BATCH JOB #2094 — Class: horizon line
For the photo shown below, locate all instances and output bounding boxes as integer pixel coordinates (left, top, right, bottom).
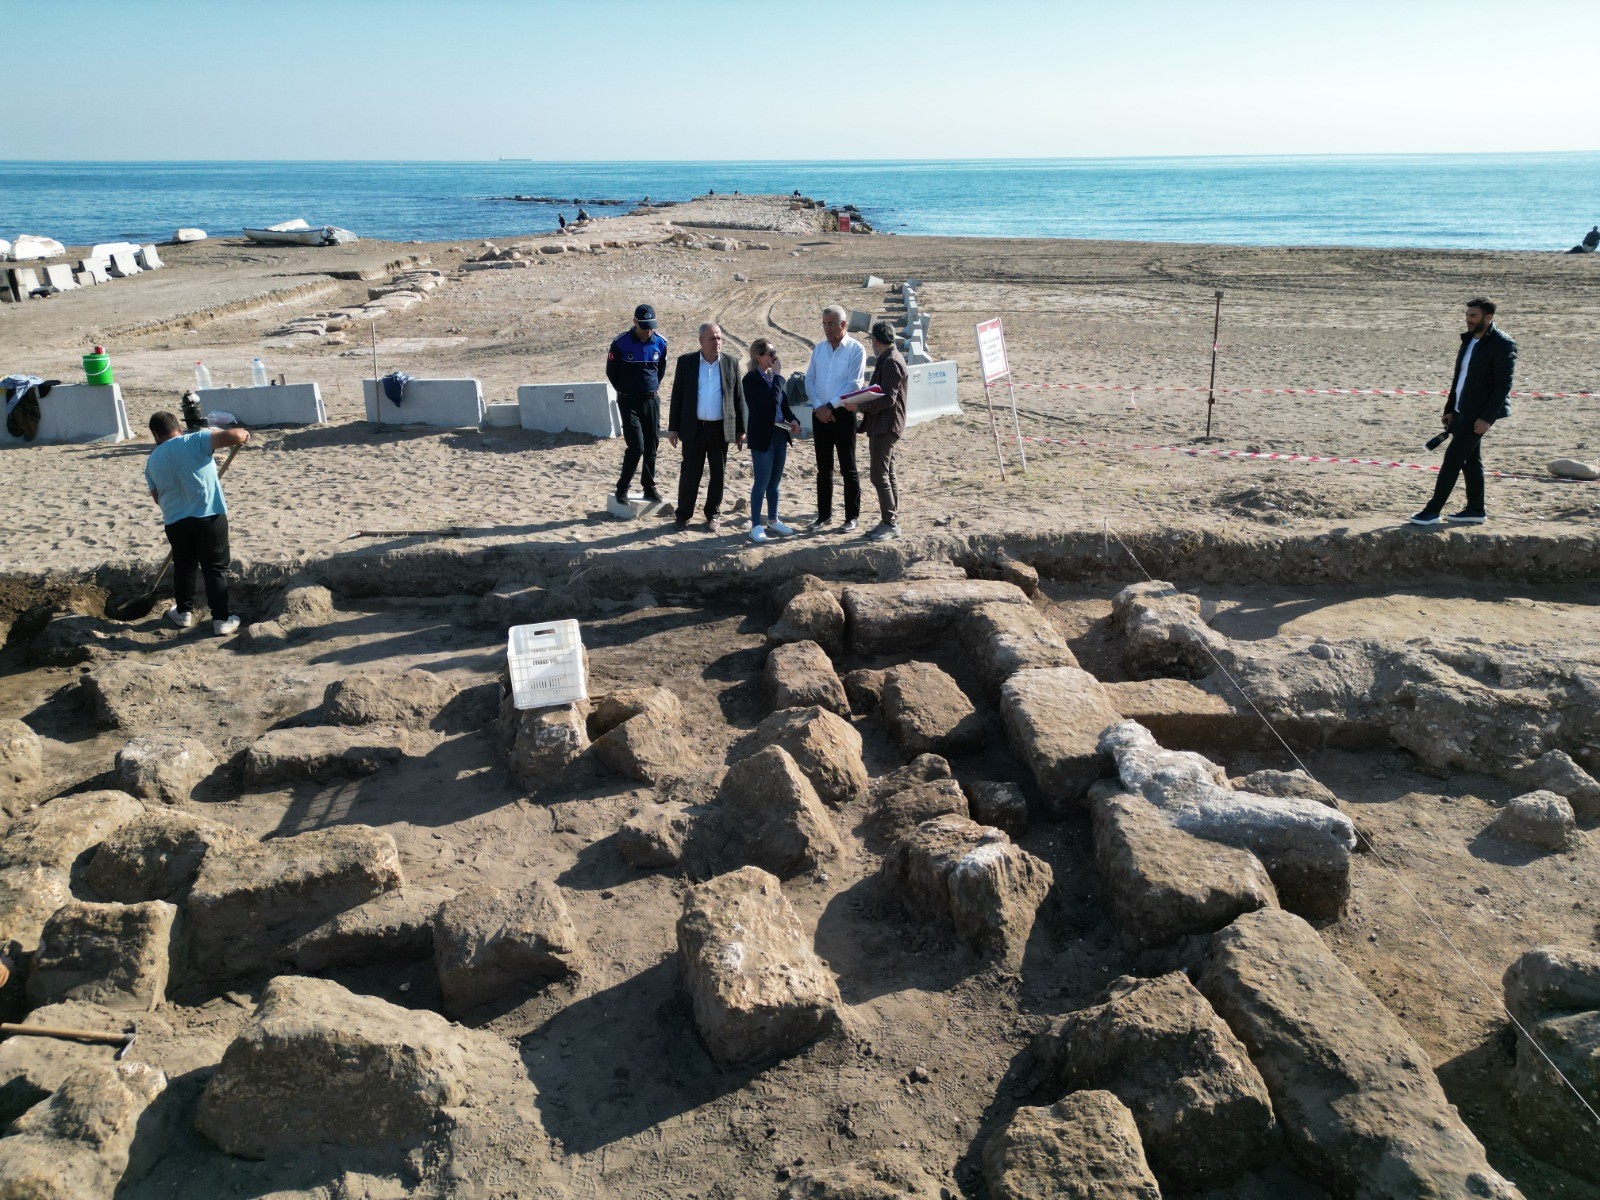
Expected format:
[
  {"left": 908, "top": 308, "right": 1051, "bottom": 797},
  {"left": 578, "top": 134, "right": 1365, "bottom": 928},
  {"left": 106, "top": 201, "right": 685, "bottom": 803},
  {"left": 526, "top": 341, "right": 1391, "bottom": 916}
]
[{"left": 4, "top": 149, "right": 1600, "bottom": 167}]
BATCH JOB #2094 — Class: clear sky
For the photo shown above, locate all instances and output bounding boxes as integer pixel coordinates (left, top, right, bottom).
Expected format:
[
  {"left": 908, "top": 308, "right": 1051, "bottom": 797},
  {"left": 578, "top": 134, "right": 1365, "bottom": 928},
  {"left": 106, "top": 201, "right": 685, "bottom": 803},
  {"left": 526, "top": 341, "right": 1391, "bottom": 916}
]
[{"left": 4, "top": 0, "right": 1594, "bottom": 161}]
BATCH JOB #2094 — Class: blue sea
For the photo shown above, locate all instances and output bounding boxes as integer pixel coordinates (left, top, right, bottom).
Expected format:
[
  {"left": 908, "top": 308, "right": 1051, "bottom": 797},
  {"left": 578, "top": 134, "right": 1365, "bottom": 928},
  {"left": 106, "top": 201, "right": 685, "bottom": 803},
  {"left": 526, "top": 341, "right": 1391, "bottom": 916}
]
[{"left": 3, "top": 155, "right": 1597, "bottom": 251}]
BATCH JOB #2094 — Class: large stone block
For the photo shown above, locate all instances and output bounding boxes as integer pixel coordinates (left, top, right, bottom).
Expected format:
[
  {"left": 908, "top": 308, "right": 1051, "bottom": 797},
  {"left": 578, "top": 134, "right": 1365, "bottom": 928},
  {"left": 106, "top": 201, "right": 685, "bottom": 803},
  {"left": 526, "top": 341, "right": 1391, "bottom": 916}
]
[
  {"left": 750, "top": 706, "right": 867, "bottom": 807},
  {"left": 499, "top": 695, "right": 589, "bottom": 789},
  {"left": 592, "top": 709, "right": 693, "bottom": 784},
  {"left": 765, "top": 640, "right": 848, "bottom": 716},
  {"left": 880, "top": 662, "right": 985, "bottom": 759},
  {"left": 841, "top": 579, "right": 1029, "bottom": 655},
  {"left": 196, "top": 975, "right": 527, "bottom": 1159},
  {"left": 0, "top": 1062, "right": 167, "bottom": 1199},
  {"left": 866, "top": 778, "right": 969, "bottom": 843},
  {"left": 113, "top": 733, "right": 217, "bottom": 804},
  {"left": 1490, "top": 790, "right": 1577, "bottom": 851},
  {"left": 324, "top": 669, "right": 457, "bottom": 728},
  {"left": 83, "top": 809, "right": 246, "bottom": 903},
  {"left": 1000, "top": 668, "right": 1121, "bottom": 814},
  {"left": 1038, "top": 971, "right": 1276, "bottom": 1189},
  {"left": 0, "top": 1001, "right": 132, "bottom": 1128},
  {"left": 1092, "top": 790, "right": 1276, "bottom": 951},
  {"left": 1103, "top": 722, "right": 1354, "bottom": 920},
  {"left": 959, "top": 601, "right": 1078, "bottom": 699},
  {"left": 617, "top": 803, "right": 692, "bottom": 869},
  {"left": 1514, "top": 749, "right": 1600, "bottom": 820},
  {"left": 1110, "top": 580, "right": 1227, "bottom": 679},
  {"left": 1103, "top": 678, "right": 1257, "bottom": 753},
  {"left": 243, "top": 725, "right": 409, "bottom": 785},
  {"left": 880, "top": 815, "right": 1053, "bottom": 969},
  {"left": 711, "top": 746, "right": 844, "bottom": 877},
  {"left": 0, "top": 719, "right": 42, "bottom": 805},
  {"left": 1200, "top": 908, "right": 1522, "bottom": 1200},
  {"left": 677, "top": 866, "right": 841, "bottom": 1065},
  {"left": 768, "top": 590, "right": 846, "bottom": 659},
  {"left": 1503, "top": 946, "right": 1600, "bottom": 1183},
  {"left": 587, "top": 686, "right": 682, "bottom": 739},
  {"left": 433, "top": 880, "right": 584, "bottom": 1016},
  {"left": 965, "top": 780, "right": 1029, "bottom": 839},
  {"left": 289, "top": 886, "right": 450, "bottom": 972},
  {"left": 79, "top": 662, "right": 184, "bottom": 731},
  {"left": 187, "top": 825, "right": 403, "bottom": 978},
  {"left": 0, "top": 790, "right": 144, "bottom": 874},
  {"left": 27, "top": 900, "right": 180, "bottom": 1010},
  {"left": 982, "top": 1090, "right": 1161, "bottom": 1200},
  {"left": 0, "top": 865, "right": 72, "bottom": 956}
]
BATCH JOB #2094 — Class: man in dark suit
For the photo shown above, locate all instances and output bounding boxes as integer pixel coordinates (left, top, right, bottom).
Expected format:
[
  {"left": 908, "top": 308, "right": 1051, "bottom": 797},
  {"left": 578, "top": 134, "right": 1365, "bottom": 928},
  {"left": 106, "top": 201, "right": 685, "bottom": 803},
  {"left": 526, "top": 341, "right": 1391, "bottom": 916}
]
[
  {"left": 667, "top": 322, "right": 745, "bottom": 531},
  {"left": 1410, "top": 297, "right": 1516, "bottom": 526}
]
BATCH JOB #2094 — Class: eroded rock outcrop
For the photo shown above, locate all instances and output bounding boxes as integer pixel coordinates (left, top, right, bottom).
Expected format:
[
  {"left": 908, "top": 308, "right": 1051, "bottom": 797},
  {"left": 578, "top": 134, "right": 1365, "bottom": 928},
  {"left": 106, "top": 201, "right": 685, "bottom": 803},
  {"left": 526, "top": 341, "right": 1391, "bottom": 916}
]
[
  {"left": 1503, "top": 946, "right": 1600, "bottom": 1183},
  {"left": 982, "top": 1090, "right": 1161, "bottom": 1200},
  {"left": 0, "top": 1062, "right": 167, "bottom": 1199}
]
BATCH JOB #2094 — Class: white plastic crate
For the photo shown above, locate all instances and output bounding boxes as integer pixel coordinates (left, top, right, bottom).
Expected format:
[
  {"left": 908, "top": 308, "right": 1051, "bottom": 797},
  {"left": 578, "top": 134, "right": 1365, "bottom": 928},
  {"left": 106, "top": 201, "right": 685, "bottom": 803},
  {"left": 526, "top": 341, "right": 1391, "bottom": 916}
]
[{"left": 507, "top": 620, "right": 587, "bottom": 709}]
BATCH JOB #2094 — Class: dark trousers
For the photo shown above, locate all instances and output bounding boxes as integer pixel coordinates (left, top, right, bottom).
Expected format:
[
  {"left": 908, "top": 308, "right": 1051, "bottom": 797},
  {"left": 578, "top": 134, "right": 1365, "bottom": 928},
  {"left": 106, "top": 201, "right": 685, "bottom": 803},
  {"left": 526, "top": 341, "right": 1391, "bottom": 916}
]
[
  {"left": 869, "top": 432, "right": 900, "bottom": 525},
  {"left": 813, "top": 409, "right": 860, "bottom": 522},
  {"left": 615, "top": 393, "right": 659, "bottom": 498},
  {"left": 1424, "top": 425, "right": 1486, "bottom": 514},
  {"left": 677, "top": 421, "right": 728, "bottom": 522},
  {"left": 164, "top": 512, "right": 231, "bottom": 618}
]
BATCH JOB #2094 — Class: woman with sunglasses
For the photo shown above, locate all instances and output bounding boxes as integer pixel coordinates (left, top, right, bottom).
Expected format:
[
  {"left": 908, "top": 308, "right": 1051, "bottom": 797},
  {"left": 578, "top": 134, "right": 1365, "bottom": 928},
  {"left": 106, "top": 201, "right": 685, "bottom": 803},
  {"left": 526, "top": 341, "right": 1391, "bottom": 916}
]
[{"left": 742, "top": 338, "right": 802, "bottom": 543}]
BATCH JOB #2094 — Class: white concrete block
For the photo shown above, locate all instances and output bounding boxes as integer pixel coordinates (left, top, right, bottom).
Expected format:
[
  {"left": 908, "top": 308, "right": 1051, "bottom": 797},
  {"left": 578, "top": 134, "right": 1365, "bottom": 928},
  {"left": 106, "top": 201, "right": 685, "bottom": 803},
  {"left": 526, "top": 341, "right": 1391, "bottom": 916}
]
[
  {"left": 42, "top": 264, "right": 78, "bottom": 291},
  {"left": 517, "top": 381, "right": 620, "bottom": 439},
  {"left": 864, "top": 275, "right": 885, "bottom": 288},
  {"left": 136, "top": 244, "right": 165, "bottom": 270},
  {"left": 484, "top": 401, "right": 520, "bottom": 427},
  {"left": 905, "top": 360, "right": 960, "bottom": 427},
  {"left": 1, "top": 383, "right": 132, "bottom": 445},
  {"left": 91, "top": 241, "right": 140, "bottom": 259},
  {"left": 8, "top": 268, "right": 40, "bottom": 300},
  {"left": 848, "top": 310, "right": 871, "bottom": 334},
  {"left": 363, "top": 378, "right": 485, "bottom": 428},
  {"left": 606, "top": 493, "right": 667, "bottom": 520},
  {"left": 107, "top": 251, "right": 142, "bottom": 278},
  {"left": 78, "top": 257, "right": 111, "bottom": 284},
  {"left": 196, "top": 383, "right": 324, "bottom": 426}
]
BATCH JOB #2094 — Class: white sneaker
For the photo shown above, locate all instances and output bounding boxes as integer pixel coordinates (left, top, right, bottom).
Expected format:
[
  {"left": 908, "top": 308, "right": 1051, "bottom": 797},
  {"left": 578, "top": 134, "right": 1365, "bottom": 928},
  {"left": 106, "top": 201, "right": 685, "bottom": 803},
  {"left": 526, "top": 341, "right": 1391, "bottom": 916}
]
[
  {"left": 841, "top": 518, "right": 860, "bottom": 533},
  {"left": 766, "top": 520, "right": 794, "bottom": 537},
  {"left": 748, "top": 525, "right": 769, "bottom": 543},
  {"left": 213, "top": 615, "right": 241, "bottom": 636},
  {"left": 166, "top": 606, "right": 195, "bottom": 629}
]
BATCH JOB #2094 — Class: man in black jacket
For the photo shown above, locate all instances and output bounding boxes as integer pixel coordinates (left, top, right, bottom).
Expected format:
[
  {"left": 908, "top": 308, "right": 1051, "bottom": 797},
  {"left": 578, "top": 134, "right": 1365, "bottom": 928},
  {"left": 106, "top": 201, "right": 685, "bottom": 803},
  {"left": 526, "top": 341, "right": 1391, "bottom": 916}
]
[
  {"left": 1409, "top": 298, "right": 1516, "bottom": 526},
  {"left": 666, "top": 323, "right": 745, "bottom": 531}
]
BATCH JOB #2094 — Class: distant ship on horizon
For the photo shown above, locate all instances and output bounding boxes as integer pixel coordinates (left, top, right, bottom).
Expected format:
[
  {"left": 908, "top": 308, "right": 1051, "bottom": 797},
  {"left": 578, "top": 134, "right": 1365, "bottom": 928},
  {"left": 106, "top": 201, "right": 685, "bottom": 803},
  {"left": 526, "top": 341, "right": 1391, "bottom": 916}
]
[{"left": 498, "top": 157, "right": 533, "bottom": 162}]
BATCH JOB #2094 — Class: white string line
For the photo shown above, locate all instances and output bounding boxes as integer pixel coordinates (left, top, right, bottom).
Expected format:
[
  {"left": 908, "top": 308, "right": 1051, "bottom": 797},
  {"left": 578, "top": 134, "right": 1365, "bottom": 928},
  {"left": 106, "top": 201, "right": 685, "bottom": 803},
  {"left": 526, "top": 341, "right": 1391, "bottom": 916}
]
[{"left": 1100, "top": 518, "right": 1600, "bottom": 1129}]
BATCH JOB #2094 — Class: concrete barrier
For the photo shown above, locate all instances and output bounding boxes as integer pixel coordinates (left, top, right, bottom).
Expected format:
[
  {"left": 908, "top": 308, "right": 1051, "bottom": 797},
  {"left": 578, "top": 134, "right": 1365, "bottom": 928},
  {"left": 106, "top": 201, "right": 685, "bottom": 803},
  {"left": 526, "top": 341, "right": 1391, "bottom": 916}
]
[
  {"left": 42, "top": 264, "right": 78, "bottom": 291},
  {"left": 484, "top": 402, "right": 520, "bottom": 428},
  {"left": 1, "top": 384, "right": 133, "bottom": 445},
  {"left": 362, "top": 378, "right": 484, "bottom": 428},
  {"left": 197, "top": 383, "right": 325, "bottom": 426},
  {"left": 136, "top": 244, "right": 165, "bottom": 270},
  {"left": 906, "top": 360, "right": 960, "bottom": 428},
  {"left": 848, "top": 310, "right": 872, "bottom": 334},
  {"left": 107, "top": 251, "right": 142, "bottom": 278},
  {"left": 5, "top": 268, "right": 40, "bottom": 301},
  {"left": 78, "top": 257, "right": 111, "bottom": 284},
  {"left": 517, "top": 382, "right": 620, "bottom": 438}
]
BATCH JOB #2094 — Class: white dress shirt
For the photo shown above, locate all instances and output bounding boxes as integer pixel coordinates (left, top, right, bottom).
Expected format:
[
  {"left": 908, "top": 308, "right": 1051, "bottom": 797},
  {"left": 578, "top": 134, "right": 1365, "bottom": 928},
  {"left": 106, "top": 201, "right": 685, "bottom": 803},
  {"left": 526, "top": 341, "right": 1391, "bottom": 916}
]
[
  {"left": 1452, "top": 338, "right": 1477, "bottom": 412},
  {"left": 804, "top": 336, "right": 866, "bottom": 411},
  {"left": 696, "top": 355, "right": 723, "bottom": 421}
]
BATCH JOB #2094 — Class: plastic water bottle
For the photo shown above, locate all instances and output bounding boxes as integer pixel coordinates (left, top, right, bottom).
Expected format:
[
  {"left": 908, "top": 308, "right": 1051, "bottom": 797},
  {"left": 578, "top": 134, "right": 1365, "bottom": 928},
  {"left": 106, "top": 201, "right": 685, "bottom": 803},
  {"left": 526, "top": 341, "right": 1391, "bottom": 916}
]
[
  {"left": 251, "top": 357, "right": 269, "bottom": 387},
  {"left": 194, "top": 362, "right": 213, "bottom": 390}
]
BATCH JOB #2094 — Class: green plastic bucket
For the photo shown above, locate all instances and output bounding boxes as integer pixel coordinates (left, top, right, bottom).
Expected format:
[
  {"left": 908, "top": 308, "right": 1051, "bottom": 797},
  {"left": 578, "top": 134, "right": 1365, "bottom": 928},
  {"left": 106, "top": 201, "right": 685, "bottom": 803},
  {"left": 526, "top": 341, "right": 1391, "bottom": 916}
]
[{"left": 82, "top": 349, "right": 113, "bottom": 386}]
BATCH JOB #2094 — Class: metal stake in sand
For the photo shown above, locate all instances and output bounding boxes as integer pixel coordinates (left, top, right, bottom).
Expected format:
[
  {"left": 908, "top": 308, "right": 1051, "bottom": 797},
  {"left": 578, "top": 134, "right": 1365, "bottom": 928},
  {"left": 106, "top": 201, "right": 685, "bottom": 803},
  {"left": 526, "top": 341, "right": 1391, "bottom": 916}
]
[
  {"left": 368, "top": 319, "right": 382, "bottom": 430},
  {"left": 1204, "top": 289, "right": 1224, "bottom": 439}
]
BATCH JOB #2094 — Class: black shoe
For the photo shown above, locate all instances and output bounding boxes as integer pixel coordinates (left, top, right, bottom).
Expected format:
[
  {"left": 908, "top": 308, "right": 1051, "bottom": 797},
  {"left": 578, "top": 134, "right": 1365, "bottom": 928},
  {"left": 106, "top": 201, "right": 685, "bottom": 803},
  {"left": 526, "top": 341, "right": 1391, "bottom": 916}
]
[
  {"left": 1407, "top": 510, "right": 1442, "bottom": 526},
  {"left": 808, "top": 517, "right": 832, "bottom": 532},
  {"left": 841, "top": 518, "right": 860, "bottom": 533},
  {"left": 1446, "top": 510, "right": 1486, "bottom": 524},
  {"left": 642, "top": 491, "right": 662, "bottom": 503}
]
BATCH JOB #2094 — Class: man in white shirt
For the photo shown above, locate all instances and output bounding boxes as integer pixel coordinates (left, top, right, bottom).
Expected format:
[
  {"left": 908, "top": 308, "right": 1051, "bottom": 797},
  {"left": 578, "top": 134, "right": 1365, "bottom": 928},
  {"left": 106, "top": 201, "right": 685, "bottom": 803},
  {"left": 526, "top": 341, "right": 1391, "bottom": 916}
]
[
  {"left": 804, "top": 305, "right": 866, "bottom": 532},
  {"left": 667, "top": 323, "right": 745, "bottom": 531}
]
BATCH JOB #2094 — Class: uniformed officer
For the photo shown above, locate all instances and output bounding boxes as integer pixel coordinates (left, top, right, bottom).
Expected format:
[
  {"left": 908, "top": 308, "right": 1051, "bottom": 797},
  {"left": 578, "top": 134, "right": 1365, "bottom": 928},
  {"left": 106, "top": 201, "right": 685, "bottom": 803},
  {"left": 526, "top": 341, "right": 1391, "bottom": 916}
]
[{"left": 605, "top": 304, "right": 669, "bottom": 503}]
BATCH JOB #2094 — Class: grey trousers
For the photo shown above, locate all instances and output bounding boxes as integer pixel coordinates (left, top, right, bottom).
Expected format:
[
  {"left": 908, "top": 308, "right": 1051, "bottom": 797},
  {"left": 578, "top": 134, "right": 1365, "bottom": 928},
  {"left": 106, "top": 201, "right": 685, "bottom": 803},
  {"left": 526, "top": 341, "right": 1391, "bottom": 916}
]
[{"left": 869, "top": 432, "right": 900, "bottom": 526}]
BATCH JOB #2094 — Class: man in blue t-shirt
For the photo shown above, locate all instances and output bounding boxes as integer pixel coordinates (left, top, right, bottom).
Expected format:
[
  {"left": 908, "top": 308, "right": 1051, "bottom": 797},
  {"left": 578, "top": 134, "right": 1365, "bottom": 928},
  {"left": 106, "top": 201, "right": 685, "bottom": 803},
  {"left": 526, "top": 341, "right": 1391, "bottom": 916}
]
[
  {"left": 605, "top": 303, "right": 669, "bottom": 504},
  {"left": 144, "top": 411, "right": 250, "bottom": 634}
]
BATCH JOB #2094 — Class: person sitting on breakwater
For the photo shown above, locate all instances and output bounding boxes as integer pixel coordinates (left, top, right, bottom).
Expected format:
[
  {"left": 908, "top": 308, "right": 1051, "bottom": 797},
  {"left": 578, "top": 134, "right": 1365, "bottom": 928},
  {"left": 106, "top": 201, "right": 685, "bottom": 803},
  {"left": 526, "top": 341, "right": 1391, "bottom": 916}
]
[
  {"left": 145, "top": 411, "right": 250, "bottom": 636},
  {"left": 558, "top": 213, "right": 566, "bottom": 231},
  {"left": 742, "top": 338, "right": 801, "bottom": 543}
]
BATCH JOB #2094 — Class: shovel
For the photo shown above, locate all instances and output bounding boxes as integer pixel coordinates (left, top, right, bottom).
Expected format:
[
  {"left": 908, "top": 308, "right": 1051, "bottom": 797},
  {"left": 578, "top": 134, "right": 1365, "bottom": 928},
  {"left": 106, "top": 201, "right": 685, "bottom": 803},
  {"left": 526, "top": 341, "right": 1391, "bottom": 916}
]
[{"left": 110, "top": 443, "right": 241, "bottom": 621}]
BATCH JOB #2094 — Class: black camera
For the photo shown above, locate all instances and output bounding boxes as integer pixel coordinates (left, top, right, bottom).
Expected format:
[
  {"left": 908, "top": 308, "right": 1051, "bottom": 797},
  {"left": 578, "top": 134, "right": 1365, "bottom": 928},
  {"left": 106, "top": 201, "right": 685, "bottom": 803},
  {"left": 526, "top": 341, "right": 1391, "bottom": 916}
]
[{"left": 1425, "top": 428, "right": 1450, "bottom": 451}]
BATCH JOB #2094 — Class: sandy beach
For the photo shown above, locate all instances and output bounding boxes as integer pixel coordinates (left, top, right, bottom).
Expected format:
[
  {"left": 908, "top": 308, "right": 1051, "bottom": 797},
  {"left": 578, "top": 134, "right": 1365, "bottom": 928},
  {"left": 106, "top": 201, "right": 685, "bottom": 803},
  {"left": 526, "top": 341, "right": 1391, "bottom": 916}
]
[
  {"left": 3, "top": 195, "right": 1598, "bottom": 579},
  {"left": 3, "top": 196, "right": 1600, "bottom": 1199}
]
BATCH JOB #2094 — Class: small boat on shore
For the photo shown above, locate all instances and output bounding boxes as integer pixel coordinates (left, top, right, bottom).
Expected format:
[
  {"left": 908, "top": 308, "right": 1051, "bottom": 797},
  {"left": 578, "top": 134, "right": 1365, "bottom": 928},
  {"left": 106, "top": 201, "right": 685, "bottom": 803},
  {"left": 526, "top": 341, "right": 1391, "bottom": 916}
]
[{"left": 243, "top": 219, "right": 358, "bottom": 247}]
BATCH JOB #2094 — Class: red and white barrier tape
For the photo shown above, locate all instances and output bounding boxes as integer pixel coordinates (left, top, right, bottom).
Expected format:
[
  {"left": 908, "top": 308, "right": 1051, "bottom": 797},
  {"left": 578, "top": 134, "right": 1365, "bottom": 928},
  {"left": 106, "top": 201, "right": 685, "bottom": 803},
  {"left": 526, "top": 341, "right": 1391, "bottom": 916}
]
[
  {"left": 1012, "top": 382, "right": 1598, "bottom": 400},
  {"left": 1019, "top": 433, "right": 1586, "bottom": 485}
]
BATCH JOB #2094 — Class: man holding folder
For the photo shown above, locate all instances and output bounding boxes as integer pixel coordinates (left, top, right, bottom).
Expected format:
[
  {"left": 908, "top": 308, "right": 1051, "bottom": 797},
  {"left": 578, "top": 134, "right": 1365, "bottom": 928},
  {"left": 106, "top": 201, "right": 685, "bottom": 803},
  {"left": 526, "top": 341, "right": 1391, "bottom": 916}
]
[{"left": 804, "top": 305, "right": 865, "bottom": 532}]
